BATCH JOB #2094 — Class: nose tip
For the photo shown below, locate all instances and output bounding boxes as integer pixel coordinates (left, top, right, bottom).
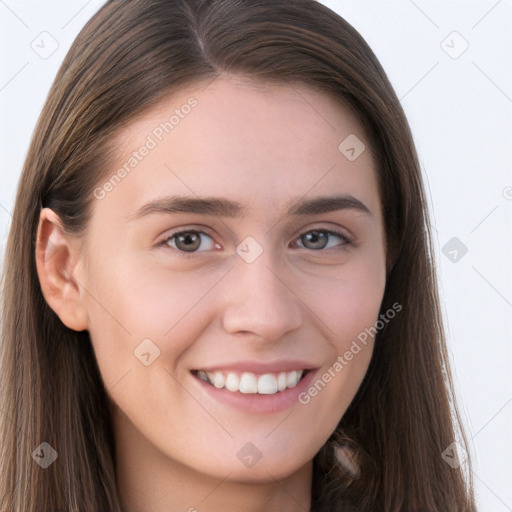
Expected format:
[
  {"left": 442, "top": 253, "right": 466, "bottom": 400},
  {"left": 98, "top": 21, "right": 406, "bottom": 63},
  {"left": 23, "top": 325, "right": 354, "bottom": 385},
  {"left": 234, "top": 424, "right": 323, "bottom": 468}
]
[{"left": 220, "top": 258, "right": 303, "bottom": 342}]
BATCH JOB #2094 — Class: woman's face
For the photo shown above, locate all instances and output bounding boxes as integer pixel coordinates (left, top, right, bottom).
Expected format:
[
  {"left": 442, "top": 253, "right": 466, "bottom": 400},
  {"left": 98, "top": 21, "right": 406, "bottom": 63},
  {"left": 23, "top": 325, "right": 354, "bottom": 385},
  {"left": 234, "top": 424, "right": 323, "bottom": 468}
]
[{"left": 77, "top": 77, "right": 386, "bottom": 484}]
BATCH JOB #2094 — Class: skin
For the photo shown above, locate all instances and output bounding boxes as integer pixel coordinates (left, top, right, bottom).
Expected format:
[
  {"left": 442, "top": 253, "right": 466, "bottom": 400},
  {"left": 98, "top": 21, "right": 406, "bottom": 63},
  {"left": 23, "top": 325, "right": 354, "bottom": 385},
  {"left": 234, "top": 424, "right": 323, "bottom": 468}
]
[{"left": 36, "top": 76, "right": 387, "bottom": 512}]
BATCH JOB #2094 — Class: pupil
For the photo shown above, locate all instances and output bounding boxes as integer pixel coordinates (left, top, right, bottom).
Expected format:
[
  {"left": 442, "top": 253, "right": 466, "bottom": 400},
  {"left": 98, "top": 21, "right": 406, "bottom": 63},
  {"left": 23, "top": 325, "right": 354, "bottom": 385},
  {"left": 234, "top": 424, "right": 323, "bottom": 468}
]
[
  {"left": 177, "top": 232, "right": 200, "bottom": 252},
  {"left": 303, "top": 231, "right": 327, "bottom": 250}
]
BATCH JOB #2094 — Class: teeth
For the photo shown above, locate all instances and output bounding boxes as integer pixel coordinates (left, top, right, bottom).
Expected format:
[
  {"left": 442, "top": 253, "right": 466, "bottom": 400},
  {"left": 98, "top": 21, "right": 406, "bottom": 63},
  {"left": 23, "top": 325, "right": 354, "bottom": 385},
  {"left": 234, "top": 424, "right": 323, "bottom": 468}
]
[
  {"left": 197, "top": 369, "right": 304, "bottom": 395},
  {"left": 225, "top": 373, "right": 240, "bottom": 392},
  {"left": 198, "top": 370, "right": 209, "bottom": 383},
  {"left": 239, "top": 372, "right": 258, "bottom": 394},
  {"left": 257, "top": 374, "right": 278, "bottom": 394},
  {"left": 277, "top": 372, "right": 287, "bottom": 392},
  {"left": 212, "top": 372, "right": 225, "bottom": 389},
  {"left": 287, "top": 370, "right": 300, "bottom": 388}
]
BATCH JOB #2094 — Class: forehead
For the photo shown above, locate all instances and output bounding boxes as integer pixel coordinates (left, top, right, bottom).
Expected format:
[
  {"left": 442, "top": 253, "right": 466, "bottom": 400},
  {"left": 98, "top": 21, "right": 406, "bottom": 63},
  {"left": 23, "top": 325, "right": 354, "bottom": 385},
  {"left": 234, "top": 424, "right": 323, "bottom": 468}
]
[{"left": 94, "top": 76, "right": 381, "bottom": 225}]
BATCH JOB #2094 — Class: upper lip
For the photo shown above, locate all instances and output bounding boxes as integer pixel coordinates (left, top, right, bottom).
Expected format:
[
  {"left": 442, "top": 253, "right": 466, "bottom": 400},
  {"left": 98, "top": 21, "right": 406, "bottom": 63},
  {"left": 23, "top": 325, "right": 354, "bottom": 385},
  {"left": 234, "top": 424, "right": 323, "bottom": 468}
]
[{"left": 191, "top": 360, "right": 318, "bottom": 374}]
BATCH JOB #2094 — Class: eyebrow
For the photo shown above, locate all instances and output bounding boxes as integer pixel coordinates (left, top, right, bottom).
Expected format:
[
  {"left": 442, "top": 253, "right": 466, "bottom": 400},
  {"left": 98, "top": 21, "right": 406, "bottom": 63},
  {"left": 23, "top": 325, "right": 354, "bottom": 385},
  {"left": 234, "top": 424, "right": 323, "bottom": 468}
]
[{"left": 130, "top": 194, "right": 372, "bottom": 220}]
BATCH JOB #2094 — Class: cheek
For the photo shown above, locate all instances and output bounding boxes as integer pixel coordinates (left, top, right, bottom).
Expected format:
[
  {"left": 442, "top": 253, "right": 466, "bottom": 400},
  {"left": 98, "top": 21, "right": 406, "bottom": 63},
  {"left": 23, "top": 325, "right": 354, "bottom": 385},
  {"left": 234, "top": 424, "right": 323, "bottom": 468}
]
[
  {"left": 118, "top": 261, "right": 230, "bottom": 338},
  {"left": 295, "top": 255, "right": 385, "bottom": 409},
  {"left": 82, "top": 257, "right": 226, "bottom": 380},
  {"left": 303, "top": 261, "right": 385, "bottom": 346},
  {"left": 295, "top": 268, "right": 384, "bottom": 436}
]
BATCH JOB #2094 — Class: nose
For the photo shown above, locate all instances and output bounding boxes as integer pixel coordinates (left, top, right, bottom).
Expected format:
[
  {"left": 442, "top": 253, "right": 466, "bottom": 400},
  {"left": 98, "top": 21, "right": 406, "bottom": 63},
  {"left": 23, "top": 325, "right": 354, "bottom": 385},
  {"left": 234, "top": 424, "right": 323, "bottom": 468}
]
[{"left": 220, "top": 251, "right": 303, "bottom": 342}]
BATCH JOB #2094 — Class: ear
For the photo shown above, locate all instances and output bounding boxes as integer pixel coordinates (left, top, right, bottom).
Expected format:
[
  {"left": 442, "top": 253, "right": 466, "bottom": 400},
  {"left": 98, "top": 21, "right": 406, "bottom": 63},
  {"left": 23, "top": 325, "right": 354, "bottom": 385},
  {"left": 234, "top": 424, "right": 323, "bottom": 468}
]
[{"left": 35, "top": 208, "right": 88, "bottom": 332}]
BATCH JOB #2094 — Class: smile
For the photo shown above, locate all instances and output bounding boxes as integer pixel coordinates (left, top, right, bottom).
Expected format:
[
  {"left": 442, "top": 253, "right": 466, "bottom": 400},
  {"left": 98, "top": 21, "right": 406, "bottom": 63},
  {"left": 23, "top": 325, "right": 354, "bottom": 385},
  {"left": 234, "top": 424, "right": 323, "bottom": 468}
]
[{"left": 195, "top": 369, "right": 306, "bottom": 395}]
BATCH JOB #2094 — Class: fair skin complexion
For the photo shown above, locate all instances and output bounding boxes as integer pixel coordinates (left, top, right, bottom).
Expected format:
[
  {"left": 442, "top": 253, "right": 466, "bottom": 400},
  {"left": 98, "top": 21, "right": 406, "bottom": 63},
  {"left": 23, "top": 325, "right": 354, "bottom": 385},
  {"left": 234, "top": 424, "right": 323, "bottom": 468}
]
[{"left": 36, "top": 76, "right": 387, "bottom": 512}]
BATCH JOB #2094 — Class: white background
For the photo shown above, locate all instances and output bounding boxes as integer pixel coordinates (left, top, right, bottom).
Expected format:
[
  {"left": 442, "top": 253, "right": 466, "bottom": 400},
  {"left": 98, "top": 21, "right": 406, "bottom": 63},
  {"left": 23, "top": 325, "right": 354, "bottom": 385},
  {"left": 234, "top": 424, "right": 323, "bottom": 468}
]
[{"left": 1, "top": 1, "right": 511, "bottom": 510}]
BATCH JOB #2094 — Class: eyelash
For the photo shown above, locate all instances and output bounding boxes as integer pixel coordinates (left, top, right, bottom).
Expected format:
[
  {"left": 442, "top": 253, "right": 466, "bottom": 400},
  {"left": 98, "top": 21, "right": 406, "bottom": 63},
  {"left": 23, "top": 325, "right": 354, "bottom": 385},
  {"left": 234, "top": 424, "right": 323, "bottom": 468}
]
[{"left": 158, "top": 227, "right": 353, "bottom": 258}]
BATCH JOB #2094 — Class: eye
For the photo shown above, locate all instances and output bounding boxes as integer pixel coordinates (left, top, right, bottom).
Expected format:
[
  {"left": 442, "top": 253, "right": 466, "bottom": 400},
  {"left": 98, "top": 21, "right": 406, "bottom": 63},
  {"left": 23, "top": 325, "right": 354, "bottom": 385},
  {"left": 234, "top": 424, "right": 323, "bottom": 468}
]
[
  {"left": 292, "top": 229, "right": 352, "bottom": 250},
  {"left": 163, "top": 230, "right": 218, "bottom": 253},
  {"left": 160, "top": 227, "right": 352, "bottom": 255}
]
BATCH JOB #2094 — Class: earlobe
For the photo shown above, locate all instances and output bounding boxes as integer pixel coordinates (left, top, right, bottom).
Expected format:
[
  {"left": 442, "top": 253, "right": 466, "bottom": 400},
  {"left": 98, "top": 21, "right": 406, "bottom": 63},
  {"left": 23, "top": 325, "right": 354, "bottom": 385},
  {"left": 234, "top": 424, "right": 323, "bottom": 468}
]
[{"left": 35, "top": 208, "right": 88, "bottom": 332}]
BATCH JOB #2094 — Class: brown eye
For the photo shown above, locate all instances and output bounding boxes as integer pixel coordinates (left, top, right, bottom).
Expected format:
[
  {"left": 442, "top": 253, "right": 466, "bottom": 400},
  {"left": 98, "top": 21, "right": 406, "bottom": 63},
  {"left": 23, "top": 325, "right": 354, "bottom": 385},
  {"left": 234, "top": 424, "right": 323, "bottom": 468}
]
[
  {"left": 165, "top": 231, "right": 216, "bottom": 253},
  {"left": 295, "top": 229, "right": 351, "bottom": 250},
  {"left": 301, "top": 231, "right": 328, "bottom": 250}
]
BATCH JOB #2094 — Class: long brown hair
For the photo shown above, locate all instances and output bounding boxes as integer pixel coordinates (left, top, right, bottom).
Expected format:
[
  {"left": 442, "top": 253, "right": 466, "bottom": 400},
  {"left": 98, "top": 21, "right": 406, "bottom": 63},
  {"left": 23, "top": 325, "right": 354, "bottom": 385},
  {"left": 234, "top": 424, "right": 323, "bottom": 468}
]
[{"left": 0, "top": 0, "right": 475, "bottom": 510}]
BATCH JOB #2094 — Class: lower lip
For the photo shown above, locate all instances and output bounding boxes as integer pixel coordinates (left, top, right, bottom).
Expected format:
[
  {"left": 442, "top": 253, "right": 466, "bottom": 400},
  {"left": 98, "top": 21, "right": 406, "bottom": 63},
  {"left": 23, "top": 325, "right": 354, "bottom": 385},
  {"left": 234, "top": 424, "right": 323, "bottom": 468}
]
[{"left": 192, "top": 370, "right": 318, "bottom": 414}]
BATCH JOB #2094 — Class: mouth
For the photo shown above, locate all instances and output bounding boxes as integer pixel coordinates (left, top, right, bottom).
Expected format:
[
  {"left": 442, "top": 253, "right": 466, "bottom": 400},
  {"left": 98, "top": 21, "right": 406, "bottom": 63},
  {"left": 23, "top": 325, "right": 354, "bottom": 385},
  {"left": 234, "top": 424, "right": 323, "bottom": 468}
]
[{"left": 191, "top": 369, "right": 310, "bottom": 395}]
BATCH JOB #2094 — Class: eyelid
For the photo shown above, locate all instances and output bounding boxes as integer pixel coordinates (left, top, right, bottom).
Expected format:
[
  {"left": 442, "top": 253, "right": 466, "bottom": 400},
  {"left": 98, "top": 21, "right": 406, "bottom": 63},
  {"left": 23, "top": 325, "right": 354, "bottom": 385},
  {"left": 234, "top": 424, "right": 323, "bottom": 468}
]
[{"left": 156, "top": 224, "right": 215, "bottom": 244}]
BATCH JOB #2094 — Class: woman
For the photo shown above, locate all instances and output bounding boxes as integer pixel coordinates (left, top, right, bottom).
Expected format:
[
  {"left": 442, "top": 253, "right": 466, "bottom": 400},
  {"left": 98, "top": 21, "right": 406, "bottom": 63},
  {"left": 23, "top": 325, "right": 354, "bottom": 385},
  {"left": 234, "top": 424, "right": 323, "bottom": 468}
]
[{"left": 0, "top": 0, "right": 476, "bottom": 510}]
